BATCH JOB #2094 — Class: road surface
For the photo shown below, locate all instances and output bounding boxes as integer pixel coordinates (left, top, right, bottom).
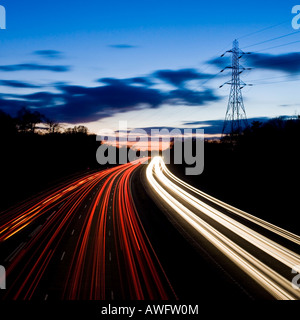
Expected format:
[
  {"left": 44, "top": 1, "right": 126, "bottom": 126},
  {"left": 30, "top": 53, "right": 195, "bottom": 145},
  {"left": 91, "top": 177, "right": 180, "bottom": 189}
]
[
  {"left": 0, "top": 159, "right": 176, "bottom": 300},
  {"left": 146, "top": 156, "right": 300, "bottom": 300},
  {"left": 1, "top": 156, "right": 300, "bottom": 300}
]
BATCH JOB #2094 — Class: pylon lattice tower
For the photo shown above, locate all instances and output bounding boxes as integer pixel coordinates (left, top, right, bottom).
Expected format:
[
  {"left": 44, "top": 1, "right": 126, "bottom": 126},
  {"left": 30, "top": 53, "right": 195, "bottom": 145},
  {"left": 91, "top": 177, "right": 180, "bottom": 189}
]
[{"left": 220, "top": 39, "right": 251, "bottom": 137}]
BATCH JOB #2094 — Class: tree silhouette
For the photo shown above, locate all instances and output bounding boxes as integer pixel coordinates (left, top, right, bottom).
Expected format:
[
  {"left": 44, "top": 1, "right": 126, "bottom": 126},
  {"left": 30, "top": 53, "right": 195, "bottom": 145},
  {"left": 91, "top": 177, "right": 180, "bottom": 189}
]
[
  {"left": 73, "top": 125, "right": 88, "bottom": 134},
  {"left": 65, "top": 125, "right": 88, "bottom": 135},
  {"left": 17, "top": 107, "right": 43, "bottom": 133},
  {"left": 0, "top": 110, "right": 17, "bottom": 136},
  {"left": 251, "top": 120, "right": 263, "bottom": 131},
  {"left": 44, "top": 117, "right": 61, "bottom": 133}
]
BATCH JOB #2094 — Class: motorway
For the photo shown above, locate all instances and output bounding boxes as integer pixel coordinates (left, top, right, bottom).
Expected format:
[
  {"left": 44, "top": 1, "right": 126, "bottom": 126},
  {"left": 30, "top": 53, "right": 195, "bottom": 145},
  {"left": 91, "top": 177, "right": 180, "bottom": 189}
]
[
  {"left": 0, "top": 159, "right": 176, "bottom": 300},
  {"left": 0, "top": 156, "right": 300, "bottom": 300},
  {"left": 146, "top": 156, "right": 300, "bottom": 300}
]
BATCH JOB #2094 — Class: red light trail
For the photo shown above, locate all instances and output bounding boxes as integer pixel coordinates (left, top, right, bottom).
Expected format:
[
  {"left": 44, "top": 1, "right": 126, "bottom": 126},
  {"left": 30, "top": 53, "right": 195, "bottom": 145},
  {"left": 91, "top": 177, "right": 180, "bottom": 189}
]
[{"left": 0, "top": 159, "right": 176, "bottom": 300}]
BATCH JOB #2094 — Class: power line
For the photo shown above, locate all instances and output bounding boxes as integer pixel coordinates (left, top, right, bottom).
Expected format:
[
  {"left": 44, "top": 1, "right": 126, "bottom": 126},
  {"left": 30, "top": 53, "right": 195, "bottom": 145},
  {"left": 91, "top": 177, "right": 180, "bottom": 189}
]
[
  {"left": 199, "top": 70, "right": 223, "bottom": 86},
  {"left": 236, "top": 36, "right": 300, "bottom": 71},
  {"left": 242, "top": 31, "right": 300, "bottom": 49},
  {"left": 251, "top": 77, "right": 300, "bottom": 86},
  {"left": 200, "top": 30, "right": 300, "bottom": 86},
  {"left": 248, "top": 72, "right": 300, "bottom": 83},
  {"left": 237, "top": 20, "right": 290, "bottom": 41},
  {"left": 250, "top": 40, "right": 300, "bottom": 53},
  {"left": 143, "top": 28, "right": 300, "bottom": 129}
]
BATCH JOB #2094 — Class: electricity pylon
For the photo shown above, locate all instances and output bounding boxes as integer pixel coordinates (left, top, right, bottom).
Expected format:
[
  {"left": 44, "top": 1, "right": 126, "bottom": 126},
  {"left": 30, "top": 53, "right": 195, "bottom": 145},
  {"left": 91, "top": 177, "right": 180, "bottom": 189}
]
[{"left": 220, "top": 39, "right": 252, "bottom": 138}]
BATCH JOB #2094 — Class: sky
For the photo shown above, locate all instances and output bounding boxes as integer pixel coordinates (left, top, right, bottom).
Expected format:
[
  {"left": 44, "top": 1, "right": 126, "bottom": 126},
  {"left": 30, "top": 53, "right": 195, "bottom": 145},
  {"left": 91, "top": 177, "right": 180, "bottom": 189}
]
[{"left": 0, "top": 0, "right": 300, "bottom": 137}]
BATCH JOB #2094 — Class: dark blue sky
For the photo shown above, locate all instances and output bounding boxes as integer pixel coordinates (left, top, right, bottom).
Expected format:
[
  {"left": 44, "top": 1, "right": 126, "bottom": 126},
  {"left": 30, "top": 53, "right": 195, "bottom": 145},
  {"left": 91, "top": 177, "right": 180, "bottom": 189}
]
[{"left": 0, "top": 0, "right": 299, "bottom": 136}]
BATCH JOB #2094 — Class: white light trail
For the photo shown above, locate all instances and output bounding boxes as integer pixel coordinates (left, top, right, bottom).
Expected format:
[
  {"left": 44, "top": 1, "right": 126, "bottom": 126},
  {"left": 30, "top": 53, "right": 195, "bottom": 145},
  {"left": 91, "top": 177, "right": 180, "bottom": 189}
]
[{"left": 146, "top": 156, "right": 300, "bottom": 300}]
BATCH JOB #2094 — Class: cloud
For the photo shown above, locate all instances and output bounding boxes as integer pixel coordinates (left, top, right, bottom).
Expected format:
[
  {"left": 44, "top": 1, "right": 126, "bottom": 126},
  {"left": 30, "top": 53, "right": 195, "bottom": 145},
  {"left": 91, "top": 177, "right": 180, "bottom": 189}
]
[
  {"left": 183, "top": 117, "right": 271, "bottom": 134},
  {"left": 126, "top": 77, "right": 154, "bottom": 86},
  {"left": 183, "top": 119, "right": 225, "bottom": 134},
  {"left": 20, "top": 92, "right": 62, "bottom": 107},
  {"left": 0, "top": 80, "right": 41, "bottom": 88},
  {"left": 97, "top": 77, "right": 153, "bottom": 86},
  {"left": 168, "top": 88, "right": 219, "bottom": 106},
  {"left": 0, "top": 63, "right": 70, "bottom": 72},
  {"left": 245, "top": 52, "right": 300, "bottom": 73},
  {"left": 208, "top": 52, "right": 300, "bottom": 74},
  {"left": 0, "top": 97, "right": 27, "bottom": 115},
  {"left": 38, "top": 80, "right": 166, "bottom": 123},
  {"left": 207, "top": 56, "right": 230, "bottom": 69},
  {"left": 33, "top": 50, "right": 63, "bottom": 59},
  {"left": 54, "top": 79, "right": 219, "bottom": 122},
  {"left": 279, "top": 103, "right": 299, "bottom": 108},
  {"left": 108, "top": 44, "right": 137, "bottom": 49},
  {"left": 0, "top": 69, "right": 220, "bottom": 123},
  {"left": 153, "top": 68, "right": 211, "bottom": 87}
]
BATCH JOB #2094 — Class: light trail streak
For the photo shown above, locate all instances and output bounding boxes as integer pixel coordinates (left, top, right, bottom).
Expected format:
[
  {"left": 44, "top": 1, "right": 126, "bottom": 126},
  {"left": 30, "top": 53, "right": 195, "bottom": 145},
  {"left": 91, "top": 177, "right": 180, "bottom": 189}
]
[
  {"left": 146, "top": 156, "right": 300, "bottom": 300},
  {"left": 0, "top": 159, "right": 175, "bottom": 300},
  {"left": 164, "top": 165, "right": 300, "bottom": 246},
  {"left": 0, "top": 171, "right": 105, "bottom": 242}
]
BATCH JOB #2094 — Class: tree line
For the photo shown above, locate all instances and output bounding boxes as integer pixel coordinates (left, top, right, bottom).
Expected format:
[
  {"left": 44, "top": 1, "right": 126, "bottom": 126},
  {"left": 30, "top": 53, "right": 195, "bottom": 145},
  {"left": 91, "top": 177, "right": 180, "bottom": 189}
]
[
  {"left": 0, "top": 108, "right": 99, "bottom": 210},
  {"left": 169, "top": 115, "right": 300, "bottom": 233},
  {"left": 0, "top": 107, "right": 89, "bottom": 135}
]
